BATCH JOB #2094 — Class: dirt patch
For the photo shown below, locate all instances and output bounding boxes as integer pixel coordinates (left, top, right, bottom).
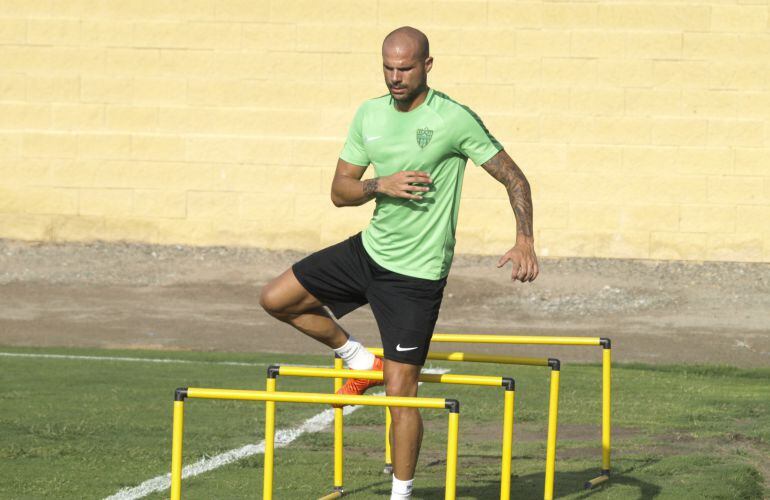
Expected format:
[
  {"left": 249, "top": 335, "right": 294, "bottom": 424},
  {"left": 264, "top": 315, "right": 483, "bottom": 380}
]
[
  {"left": 718, "top": 435, "right": 770, "bottom": 491},
  {"left": 616, "top": 431, "right": 770, "bottom": 485},
  {"left": 1, "top": 239, "right": 769, "bottom": 367}
]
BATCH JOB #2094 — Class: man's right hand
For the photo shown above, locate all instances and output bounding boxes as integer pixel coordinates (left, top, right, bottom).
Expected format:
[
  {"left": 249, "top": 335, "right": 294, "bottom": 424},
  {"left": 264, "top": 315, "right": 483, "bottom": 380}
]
[{"left": 376, "top": 171, "right": 432, "bottom": 200}]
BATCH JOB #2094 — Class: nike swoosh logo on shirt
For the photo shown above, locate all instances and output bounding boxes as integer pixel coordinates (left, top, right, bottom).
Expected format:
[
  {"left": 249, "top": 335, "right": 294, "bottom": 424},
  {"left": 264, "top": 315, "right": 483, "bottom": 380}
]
[
  {"left": 364, "top": 136, "right": 382, "bottom": 143},
  {"left": 396, "top": 344, "right": 419, "bottom": 352}
]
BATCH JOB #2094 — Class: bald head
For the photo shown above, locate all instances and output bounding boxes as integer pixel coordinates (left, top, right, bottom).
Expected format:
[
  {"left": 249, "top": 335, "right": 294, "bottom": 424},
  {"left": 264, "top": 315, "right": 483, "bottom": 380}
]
[
  {"left": 381, "top": 27, "right": 433, "bottom": 111},
  {"left": 382, "top": 26, "right": 430, "bottom": 60}
]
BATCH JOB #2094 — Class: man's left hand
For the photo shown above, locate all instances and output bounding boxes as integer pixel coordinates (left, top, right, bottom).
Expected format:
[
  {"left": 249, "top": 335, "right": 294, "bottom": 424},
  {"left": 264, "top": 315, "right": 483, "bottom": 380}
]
[{"left": 497, "top": 238, "right": 539, "bottom": 282}]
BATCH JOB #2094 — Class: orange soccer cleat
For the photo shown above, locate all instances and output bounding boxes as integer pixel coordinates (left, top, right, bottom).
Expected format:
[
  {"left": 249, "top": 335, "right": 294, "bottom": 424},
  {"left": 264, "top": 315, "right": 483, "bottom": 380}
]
[{"left": 334, "top": 356, "right": 384, "bottom": 406}]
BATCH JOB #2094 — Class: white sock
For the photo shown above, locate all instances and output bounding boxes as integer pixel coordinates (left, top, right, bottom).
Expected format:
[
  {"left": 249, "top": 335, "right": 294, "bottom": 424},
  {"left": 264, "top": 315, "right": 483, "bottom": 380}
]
[
  {"left": 391, "top": 475, "right": 413, "bottom": 499},
  {"left": 332, "top": 337, "right": 375, "bottom": 370}
]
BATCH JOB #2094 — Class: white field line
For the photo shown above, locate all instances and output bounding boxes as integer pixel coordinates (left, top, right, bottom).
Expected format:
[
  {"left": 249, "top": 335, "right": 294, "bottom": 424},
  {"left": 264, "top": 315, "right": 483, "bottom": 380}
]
[
  {"left": 0, "top": 351, "right": 270, "bottom": 367},
  {"left": 104, "top": 367, "right": 450, "bottom": 500}
]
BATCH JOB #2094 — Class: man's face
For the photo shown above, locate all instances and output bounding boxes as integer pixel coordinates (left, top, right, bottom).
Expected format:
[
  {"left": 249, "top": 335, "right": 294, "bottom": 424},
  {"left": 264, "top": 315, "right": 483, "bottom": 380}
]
[{"left": 382, "top": 44, "right": 432, "bottom": 104}]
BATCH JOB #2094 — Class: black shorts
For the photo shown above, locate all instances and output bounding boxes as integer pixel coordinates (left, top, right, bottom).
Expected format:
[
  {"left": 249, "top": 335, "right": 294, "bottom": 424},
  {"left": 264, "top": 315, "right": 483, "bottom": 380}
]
[{"left": 292, "top": 233, "right": 446, "bottom": 365}]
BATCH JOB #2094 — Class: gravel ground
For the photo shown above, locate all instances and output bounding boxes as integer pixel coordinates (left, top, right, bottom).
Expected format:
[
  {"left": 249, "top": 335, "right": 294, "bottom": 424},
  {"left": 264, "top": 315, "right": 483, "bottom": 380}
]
[{"left": 1, "top": 239, "right": 768, "bottom": 366}]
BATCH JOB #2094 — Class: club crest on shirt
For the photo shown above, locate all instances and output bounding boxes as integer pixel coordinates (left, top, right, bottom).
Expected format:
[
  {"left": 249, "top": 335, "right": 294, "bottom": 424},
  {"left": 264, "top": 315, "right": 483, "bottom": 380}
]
[{"left": 416, "top": 127, "right": 433, "bottom": 149}]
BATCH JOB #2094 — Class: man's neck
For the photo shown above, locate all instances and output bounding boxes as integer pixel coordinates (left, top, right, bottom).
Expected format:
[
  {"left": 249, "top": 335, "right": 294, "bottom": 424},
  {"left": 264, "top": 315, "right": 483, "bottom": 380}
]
[{"left": 394, "top": 86, "right": 430, "bottom": 112}]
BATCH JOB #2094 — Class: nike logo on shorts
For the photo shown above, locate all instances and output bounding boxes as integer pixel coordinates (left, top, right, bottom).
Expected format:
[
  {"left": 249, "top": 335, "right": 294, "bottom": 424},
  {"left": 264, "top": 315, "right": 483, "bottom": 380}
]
[
  {"left": 396, "top": 344, "right": 419, "bottom": 352},
  {"left": 364, "top": 135, "right": 382, "bottom": 143}
]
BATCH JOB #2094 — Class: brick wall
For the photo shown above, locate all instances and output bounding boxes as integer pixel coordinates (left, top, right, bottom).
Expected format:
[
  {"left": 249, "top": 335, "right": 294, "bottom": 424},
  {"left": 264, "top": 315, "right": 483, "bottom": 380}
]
[{"left": 1, "top": 1, "right": 768, "bottom": 261}]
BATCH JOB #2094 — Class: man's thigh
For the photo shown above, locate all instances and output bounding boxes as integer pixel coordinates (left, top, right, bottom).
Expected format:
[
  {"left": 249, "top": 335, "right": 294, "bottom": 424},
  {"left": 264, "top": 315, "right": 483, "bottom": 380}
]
[
  {"left": 368, "top": 274, "right": 446, "bottom": 365},
  {"left": 291, "top": 234, "right": 370, "bottom": 318}
]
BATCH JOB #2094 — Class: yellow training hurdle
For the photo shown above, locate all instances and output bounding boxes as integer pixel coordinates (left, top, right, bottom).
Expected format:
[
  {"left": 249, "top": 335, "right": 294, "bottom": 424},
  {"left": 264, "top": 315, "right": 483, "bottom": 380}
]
[
  {"left": 365, "top": 348, "right": 562, "bottom": 500},
  {"left": 431, "top": 333, "right": 612, "bottom": 490},
  {"left": 267, "top": 364, "right": 515, "bottom": 499},
  {"left": 170, "top": 388, "right": 461, "bottom": 500}
]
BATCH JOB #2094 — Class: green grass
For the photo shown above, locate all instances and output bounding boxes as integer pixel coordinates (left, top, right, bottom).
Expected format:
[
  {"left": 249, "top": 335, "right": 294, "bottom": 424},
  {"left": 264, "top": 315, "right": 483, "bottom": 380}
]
[{"left": 1, "top": 346, "right": 768, "bottom": 499}]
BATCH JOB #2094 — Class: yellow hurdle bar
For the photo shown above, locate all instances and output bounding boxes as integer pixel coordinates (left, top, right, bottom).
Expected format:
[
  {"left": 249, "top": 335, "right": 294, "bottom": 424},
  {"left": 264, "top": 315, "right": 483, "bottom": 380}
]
[
  {"left": 333, "top": 356, "right": 344, "bottom": 494},
  {"left": 500, "top": 389, "right": 515, "bottom": 497},
  {"left": 277, "top": 365, "right": 505, "bottom": 388},
  {"left": 364, "top": 348, "right": 560, "bottom": 499},
  {"left": 430, "top": 333, "right": 614, "bottom": 488},
  {"left": 446, "top": 412, "right": 460, "bottom": 500},
  {"left": 186, "top": 387, "right": 449, "bottom": 408},
  {"left": 170, "top": 388, "right": 460, "bottom": 500},
  {"left": 584, "top": 345, "right": 613, "bottom": 488},
  {"left": 273, "top": 364, "right": 515, "bottom": 500},
  {"left": 433, "top": 333, "right": 602, "bottom": 346},
  {"left": 384, "top": 408, "right": 393, "bottom": 474},
  {"left": 170, "top": 400, "right": 184, "bottom": 500},
  {"left": 602, "top": 347, "right": 611, "bottom": 472},
  {"left": 369, "top": 347, "right": 550, "bottom": 367},
  {"left": 584, "top": 474, "right": 610, "bottom": 489},
  {"left": 264, "top": 378, "right": 277, "bottom": 500},
  {"left": 543, "top": 369, "right": 561, "bottom": 500}
]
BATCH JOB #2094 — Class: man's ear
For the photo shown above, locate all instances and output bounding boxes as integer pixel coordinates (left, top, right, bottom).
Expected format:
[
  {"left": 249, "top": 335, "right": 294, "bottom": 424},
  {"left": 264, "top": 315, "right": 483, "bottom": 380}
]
[{"left": 425, "top": 56, "right": 433, "bottom": 73}]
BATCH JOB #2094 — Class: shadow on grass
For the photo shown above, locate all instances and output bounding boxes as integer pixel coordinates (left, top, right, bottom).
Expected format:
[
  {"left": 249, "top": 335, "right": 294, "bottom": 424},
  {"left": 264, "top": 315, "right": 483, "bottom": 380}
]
[{"left": 344, "top": 465, "right": 662, "bottom": 499}]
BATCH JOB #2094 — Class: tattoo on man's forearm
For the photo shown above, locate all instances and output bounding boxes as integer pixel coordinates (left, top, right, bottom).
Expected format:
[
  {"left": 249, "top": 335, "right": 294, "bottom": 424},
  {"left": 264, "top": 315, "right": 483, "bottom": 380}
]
[
  {"left": 363, "top": 178, "right": 379, "bottom": 197},
  {"left": 482, "top": 153, "right": 534, "bottom": 237}
]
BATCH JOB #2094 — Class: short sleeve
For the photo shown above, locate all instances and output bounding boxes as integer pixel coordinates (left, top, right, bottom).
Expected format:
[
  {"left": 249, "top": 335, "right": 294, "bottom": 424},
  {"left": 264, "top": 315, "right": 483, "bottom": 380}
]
[
  {"left": 454, "top": 106, "right": 503, "bottom": 166},
  {"left": 339, "top": 104, "right": 370, "bottom": 167}
]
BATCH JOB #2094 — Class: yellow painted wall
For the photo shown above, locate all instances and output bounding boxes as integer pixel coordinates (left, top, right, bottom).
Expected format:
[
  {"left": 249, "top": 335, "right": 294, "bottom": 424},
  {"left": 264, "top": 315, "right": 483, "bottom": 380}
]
[{"left": 1, "top": 1, "right": 769, "bottom": 261}]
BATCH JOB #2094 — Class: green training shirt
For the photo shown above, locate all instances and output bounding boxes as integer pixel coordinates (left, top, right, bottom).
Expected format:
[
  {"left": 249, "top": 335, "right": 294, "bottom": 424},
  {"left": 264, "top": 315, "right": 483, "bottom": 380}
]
[{"left": 340, "top": 88, "right": 502, "bottom": 280}]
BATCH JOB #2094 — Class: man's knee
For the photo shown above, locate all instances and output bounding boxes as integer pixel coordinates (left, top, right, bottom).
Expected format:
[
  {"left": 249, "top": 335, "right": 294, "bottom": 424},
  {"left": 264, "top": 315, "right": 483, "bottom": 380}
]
[
  {"left": 259, "top": 282, "right": 284, "bottom": 315},
  {"left": 386, "top": 376, "right": 419, "bottom": 398},
  {"left": 260, "top": 271, "right": 323, "bottom": 321},
  {"left": 384, "top": 360, "right": 421, "bottom": 399}
]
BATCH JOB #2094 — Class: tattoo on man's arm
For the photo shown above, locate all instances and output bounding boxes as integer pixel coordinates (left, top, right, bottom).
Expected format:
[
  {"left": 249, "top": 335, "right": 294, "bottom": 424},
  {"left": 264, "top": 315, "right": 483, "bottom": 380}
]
[
  {"left": 362, "top": 178, "right": 379, "bottom": 197},
  {"left": 482, "top": 153, "right": 533, "bottom": 237}
]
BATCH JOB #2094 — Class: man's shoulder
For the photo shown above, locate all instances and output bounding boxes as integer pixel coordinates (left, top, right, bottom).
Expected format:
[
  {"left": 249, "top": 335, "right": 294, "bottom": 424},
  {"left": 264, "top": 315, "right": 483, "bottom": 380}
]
[
  {"left": 356, "top": 94, "right": 391, "bottom": 113},
  {"left": 430, "top": 89, "right": 463, "bottom": 108},
  {"left": 429, "top": 90, "right": 480, "bottom": 122}
]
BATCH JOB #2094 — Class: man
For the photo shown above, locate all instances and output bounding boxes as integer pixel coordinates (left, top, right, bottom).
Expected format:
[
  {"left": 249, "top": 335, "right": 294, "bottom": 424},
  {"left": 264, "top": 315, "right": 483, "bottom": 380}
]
[{"left": 260, "top": 26, "right": 538, "bottom": 499}]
